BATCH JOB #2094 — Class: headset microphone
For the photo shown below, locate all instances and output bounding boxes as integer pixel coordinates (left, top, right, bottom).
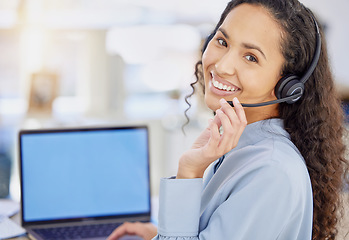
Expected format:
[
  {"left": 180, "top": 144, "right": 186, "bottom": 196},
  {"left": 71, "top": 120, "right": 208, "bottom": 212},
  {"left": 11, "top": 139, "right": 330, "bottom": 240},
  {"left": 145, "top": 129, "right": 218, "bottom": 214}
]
[
  {"left": 227, "top": 93, "right": 302, "bottom": 108},
  {"left": 211, "top": 12, "right": 321, "bottom": 108}
]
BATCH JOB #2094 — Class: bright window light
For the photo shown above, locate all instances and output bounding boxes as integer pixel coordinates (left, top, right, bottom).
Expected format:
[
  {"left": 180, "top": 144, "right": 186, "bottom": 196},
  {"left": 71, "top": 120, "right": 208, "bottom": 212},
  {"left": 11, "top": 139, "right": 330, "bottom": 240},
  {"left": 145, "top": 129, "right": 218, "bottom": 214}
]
[{"left": 106, "top": 24, "right": 200, "bottom": 92}]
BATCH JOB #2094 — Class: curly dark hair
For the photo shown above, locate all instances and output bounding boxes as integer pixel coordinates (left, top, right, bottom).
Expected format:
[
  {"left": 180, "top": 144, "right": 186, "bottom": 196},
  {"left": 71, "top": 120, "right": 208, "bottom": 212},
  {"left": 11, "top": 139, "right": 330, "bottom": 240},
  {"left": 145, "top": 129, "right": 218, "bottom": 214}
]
[{"left": 185, "top": 0, "right": 349, "bottom": 239}]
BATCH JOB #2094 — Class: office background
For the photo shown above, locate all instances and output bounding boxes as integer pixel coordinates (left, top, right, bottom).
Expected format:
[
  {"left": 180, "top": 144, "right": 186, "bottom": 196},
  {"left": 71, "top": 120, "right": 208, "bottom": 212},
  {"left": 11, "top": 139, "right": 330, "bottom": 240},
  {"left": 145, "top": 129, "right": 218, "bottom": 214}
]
[{"left": 0, "top": 0, "right": 348, "bottom": 209}]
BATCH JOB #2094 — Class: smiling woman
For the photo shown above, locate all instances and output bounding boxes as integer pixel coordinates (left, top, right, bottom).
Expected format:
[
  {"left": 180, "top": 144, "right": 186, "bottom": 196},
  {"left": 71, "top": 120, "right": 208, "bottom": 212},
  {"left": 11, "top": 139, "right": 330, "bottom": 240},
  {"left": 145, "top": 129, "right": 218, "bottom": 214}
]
[
  {"left": 107, "top": 0, "right": 349, "bottom": 240},
  {"left": 202, "top": 3, "right": 284, "bottom": 123}
]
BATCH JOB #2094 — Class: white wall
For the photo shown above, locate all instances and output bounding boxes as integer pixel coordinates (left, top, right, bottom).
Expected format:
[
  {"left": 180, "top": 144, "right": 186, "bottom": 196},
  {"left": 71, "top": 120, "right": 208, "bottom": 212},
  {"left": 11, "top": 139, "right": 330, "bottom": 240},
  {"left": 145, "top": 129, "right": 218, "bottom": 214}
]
[{"left": 301, "top": 0, "right": 349, "bottom": 86}]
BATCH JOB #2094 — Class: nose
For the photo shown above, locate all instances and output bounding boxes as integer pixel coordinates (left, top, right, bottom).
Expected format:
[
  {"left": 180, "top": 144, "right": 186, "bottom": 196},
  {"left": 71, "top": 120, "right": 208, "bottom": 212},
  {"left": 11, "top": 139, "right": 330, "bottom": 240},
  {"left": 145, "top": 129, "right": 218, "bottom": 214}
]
[{"left": 215, "top": 51, "right": 236, "bottom": 76}]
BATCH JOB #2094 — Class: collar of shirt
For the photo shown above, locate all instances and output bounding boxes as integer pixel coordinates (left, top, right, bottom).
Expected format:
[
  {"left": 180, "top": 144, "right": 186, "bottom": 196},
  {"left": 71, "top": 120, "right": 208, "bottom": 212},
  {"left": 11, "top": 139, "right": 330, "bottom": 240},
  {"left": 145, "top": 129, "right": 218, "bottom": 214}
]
[{"left": 213, "top": 118, "right": 289, "bottom": 173}]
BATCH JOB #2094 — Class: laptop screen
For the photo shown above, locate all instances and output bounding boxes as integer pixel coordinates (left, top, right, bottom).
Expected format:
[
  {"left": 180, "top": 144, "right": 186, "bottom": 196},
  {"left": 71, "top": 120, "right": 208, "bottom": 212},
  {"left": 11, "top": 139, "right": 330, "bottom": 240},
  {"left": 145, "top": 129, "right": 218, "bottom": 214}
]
[{"left": 19, "top": 126, "right": 151, "bottom": 224}]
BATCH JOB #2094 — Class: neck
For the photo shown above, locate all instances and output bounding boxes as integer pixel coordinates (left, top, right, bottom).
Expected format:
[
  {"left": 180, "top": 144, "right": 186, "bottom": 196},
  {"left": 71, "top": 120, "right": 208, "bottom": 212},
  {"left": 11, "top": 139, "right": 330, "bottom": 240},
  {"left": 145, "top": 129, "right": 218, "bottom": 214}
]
[{"left": 244, "top": 103, "right": 279, "bottom": 124}]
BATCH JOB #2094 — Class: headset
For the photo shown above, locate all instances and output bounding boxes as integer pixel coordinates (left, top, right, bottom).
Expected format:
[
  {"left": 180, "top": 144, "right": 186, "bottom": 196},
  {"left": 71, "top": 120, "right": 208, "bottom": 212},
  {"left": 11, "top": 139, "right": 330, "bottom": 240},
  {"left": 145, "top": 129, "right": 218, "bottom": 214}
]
[{"left": 202, "top": 13, "right": 322, "bottom": 108}]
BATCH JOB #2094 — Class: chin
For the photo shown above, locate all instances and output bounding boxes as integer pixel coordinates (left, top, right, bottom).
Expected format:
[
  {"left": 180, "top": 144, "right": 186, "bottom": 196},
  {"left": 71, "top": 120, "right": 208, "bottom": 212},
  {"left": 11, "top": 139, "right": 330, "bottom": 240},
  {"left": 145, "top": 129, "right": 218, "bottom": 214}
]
[{"left": 205, "top": 96, "right": 221, "bottom": 112}]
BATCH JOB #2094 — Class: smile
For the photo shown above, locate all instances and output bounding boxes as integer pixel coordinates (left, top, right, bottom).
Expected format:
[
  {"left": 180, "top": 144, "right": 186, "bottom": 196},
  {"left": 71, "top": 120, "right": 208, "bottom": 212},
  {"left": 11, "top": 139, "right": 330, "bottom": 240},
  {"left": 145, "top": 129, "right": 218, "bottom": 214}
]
[
  {"left": 212, "top": 79, "right": 240, "bottom": 92},
  {"left": 211, "top": 73, "right": 241, "bottom": 92}
]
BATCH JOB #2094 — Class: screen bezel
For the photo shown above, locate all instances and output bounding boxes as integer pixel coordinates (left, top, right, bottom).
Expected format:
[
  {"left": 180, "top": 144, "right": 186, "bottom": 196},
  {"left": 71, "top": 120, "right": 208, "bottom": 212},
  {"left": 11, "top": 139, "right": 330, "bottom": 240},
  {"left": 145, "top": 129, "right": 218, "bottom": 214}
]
[{"left": 18, "top": 125, "right": 151, "bottom": 227}]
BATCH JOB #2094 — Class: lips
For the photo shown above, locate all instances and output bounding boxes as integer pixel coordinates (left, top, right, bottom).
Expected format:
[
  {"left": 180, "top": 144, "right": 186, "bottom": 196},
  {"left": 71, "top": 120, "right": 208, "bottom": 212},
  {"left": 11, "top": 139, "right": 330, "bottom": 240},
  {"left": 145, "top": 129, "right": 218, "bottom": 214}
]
[{"left": 210, "top": 72, "right": 241, "bottom": 93}]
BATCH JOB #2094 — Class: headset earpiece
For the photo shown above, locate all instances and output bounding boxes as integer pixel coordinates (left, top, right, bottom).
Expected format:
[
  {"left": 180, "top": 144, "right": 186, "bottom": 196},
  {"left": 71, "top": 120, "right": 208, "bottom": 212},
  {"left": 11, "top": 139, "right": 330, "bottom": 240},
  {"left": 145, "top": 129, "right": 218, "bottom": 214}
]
[
  {"left": 272, "top": 12, "right": 321, "bottom": 105},
  {"left": 275, "top": 75, "right": 305, "bottom": 104}
]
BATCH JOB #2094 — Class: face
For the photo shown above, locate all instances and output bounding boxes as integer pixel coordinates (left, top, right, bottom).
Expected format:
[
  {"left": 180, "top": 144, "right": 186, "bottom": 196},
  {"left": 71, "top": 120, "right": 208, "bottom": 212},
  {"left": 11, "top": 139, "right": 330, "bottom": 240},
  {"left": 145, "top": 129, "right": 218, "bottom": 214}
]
[{"left": 202, "top": 3, "right": 285, "bottom": 112}]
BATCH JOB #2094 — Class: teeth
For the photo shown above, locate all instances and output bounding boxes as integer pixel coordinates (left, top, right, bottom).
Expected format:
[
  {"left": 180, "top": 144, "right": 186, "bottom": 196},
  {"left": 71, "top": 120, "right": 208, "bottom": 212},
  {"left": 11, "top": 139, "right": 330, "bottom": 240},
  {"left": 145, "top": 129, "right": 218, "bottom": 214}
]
[
  {"left": 212, "top": 79, "right": 239, "bottom": 92},
  {"left": 213, "top": 80, "right": 219, "bottom": 88}
]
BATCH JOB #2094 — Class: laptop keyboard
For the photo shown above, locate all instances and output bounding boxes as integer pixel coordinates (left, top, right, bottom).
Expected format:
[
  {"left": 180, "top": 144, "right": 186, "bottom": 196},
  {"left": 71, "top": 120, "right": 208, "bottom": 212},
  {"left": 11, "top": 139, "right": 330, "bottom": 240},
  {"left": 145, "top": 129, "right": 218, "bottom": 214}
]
[{"left": 32, "top": 222, "right": 122, "bottom": 240}]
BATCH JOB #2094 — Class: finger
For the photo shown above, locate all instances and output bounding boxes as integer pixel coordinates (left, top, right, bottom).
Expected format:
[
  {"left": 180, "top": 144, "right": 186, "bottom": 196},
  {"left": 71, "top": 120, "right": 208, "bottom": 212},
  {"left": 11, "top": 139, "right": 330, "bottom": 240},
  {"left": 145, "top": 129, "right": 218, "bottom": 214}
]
[
  {"left": 206, "top": 118, "right": 217, "bottom": 131},
  {"left": 210, "top": 116, "right": 221, "bottom": 139},
  {"left": 206, "top": 116, "right": 221, "bottom": 150},
  {"left": 230, "top": 98, "right": 247, "bottom": 146},
  {"left": 215, "top": 109, "right": 236, "bottom": 151},
  {"left": 219, "top": 98, "right": 240, "bottom": 126},
  {"left": 217, "top": 98, "right": 247, "bottom": 152},
  {"left": 107, "top": 223, "right": 127, "bottom": 240},
  {"left": 211, "top": 112, "right": 222, "bottom": 128},
  {"left": 107, "top": 222, "right": 135, "bottom": 240},
  {"left": 220, "top": 98, "right": 247, "bottom": 140},
  {"left": 232, "top": 97, "right": 248, "bottom": 125}
]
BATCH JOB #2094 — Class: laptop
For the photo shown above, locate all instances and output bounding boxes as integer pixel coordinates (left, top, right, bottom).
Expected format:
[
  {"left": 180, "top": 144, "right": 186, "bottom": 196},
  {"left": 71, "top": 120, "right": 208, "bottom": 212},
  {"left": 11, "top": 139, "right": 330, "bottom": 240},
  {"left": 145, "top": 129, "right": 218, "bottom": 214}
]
[{"left": 18, "top": 125, "right": 151, "bottom": 240}]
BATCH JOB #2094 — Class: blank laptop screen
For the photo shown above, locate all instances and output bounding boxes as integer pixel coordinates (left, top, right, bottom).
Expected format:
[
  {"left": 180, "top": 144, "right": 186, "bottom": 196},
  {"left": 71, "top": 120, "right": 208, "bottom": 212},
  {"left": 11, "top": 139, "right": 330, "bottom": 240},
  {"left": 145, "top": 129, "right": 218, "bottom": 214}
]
[{"left": 20, "top": 126, "right": 150, "bottom": 223}]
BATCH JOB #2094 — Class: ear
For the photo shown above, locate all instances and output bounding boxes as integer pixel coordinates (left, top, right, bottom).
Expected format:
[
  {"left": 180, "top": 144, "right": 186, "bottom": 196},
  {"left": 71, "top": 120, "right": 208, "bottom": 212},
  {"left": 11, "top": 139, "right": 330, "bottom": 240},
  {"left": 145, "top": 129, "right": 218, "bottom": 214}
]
[
  {"left": 271, "top": 89, "right": 277, "bottom": 97},
  {"left": 270, "top": 85, "right": 277, "bottom": 98},
  {"left": 272, "top": 76, "right": 283, "bottom": 99}
]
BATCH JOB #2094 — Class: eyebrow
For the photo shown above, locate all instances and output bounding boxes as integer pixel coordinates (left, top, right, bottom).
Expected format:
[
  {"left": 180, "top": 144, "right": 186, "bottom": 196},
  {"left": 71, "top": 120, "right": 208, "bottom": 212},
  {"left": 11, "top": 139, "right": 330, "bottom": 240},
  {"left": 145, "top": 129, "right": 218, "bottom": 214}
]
[{"left": 218, "top": 28, "right": 267, "bottom": 60}]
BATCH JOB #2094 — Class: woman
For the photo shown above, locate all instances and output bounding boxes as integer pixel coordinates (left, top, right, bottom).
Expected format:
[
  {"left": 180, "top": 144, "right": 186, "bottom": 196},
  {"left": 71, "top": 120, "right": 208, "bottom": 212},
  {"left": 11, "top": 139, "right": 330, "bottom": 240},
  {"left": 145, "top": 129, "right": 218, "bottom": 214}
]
[{"left": 108, "top": 0, "right": 349, "bottom": 239}]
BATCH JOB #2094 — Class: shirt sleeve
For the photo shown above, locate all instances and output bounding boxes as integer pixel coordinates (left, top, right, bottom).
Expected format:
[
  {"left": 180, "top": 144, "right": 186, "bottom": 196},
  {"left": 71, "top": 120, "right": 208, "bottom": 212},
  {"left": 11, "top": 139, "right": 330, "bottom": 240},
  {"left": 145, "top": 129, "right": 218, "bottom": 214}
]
[
  {"left": 153, "top": 164, "right": 308, "bottom": 240},
  {"left": 155, "top": 177, "right": 203, "bottom": 238}
]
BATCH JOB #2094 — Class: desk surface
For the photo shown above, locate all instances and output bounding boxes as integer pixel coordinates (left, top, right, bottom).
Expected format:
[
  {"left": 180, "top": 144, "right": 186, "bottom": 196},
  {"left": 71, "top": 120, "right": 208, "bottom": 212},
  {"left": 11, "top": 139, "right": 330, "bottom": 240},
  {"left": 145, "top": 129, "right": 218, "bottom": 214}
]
[
  {"left": 8, "top": 213, "right": 28, "bottom": 240},
  {"left": 7, "top": 194, "right": 349, "bottom": 240}
]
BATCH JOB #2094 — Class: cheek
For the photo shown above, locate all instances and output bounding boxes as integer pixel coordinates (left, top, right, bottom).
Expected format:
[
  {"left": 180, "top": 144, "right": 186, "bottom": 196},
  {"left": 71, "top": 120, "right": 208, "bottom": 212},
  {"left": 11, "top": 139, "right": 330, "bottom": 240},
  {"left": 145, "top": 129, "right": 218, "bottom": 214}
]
[
  {"left": 201, "top": 51, "right": 211, "bottom": 73},
  {"left": 202, "top": 46, "right": 223, "bottom": 84},
  {"left": 202, "top": 53, "right": 212, "bottom": 85},
  {"left": 202, "top": 43, "right": 218, "bottom": 71},
  {"left": 263, "top": 66, "right": 283, "bottom": 91},
  {"left": 240, "top": 68, "right": 279, "bottom": 96}
]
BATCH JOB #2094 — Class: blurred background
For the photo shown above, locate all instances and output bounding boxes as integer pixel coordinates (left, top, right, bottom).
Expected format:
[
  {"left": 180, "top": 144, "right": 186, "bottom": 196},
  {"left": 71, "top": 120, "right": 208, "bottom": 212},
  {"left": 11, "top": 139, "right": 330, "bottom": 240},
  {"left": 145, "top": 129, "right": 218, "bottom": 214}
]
[{"left": 0, "top": 0, "right": 348, "bottom": 202}]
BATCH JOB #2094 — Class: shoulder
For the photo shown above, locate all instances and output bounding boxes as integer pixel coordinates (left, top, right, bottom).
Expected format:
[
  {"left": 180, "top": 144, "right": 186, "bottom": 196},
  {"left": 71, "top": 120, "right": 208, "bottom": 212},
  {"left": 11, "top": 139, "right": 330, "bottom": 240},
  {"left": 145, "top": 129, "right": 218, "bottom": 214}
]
[
  {"left": 235, "top": 135, "right": 309, "bottom": 186},
  {"left": 255, "top": 134, "right": 308, "bottom": 182},
  {"left": 215, "top": 133, "right": 311, "bottom": 196},
  {"left": 210, "top": 118, "right": 312, "bottom": 198},
  {"left": 234, "top": 118, "right": 305, "bottom": 169}
]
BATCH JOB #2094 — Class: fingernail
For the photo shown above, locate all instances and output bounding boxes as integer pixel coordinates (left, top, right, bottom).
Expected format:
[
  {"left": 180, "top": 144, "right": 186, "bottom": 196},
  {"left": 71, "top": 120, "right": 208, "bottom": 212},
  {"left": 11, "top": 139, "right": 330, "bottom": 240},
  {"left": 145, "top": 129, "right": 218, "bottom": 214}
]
[
  {"left": 220, "top": 98, "right": 226, "bottom": 104},
  {"left": 234, "top": 97, "right": 240, "bottom": 103}
]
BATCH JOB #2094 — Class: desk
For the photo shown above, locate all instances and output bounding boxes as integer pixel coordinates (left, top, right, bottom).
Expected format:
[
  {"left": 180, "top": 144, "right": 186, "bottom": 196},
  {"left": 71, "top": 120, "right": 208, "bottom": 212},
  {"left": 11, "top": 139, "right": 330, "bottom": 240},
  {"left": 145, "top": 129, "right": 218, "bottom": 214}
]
[
  {"left": 8, "top": 213, "right": 29, "bottom": 240},
  {"left": 6, "top": 194, "right": 349, "bottom": 240},
  {"left": 6, "top": 196, "right": 159, "bottom": 240}
]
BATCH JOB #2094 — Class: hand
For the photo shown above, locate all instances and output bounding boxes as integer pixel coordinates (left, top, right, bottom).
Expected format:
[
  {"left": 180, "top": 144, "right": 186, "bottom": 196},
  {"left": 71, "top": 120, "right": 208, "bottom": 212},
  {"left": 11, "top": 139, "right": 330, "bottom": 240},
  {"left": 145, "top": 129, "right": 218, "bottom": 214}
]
[
  {"left": 107, "top": 222, "right": 157, "bottom": 240},
  {"left": 177, "top": 98, "right": 247, "bottom": 179}
]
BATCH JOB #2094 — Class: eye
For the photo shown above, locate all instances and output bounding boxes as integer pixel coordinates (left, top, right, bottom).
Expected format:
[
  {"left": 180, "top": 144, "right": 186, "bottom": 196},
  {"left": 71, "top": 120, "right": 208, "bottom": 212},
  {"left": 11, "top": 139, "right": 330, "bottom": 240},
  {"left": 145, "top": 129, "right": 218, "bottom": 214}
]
[
  {"left": 217, "top": 38, "right": 227, "bottom": 47},
  {"left": 245, "top": 54, "right": 258, "bottom": 63}
]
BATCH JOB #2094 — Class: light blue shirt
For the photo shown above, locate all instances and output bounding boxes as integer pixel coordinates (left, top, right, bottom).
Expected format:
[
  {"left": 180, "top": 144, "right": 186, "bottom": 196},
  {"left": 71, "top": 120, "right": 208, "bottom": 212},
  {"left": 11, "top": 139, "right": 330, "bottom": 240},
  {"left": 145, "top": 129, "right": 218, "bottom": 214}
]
[{"left": 154, "top": 119, "right": 313, "bottom": 240}]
